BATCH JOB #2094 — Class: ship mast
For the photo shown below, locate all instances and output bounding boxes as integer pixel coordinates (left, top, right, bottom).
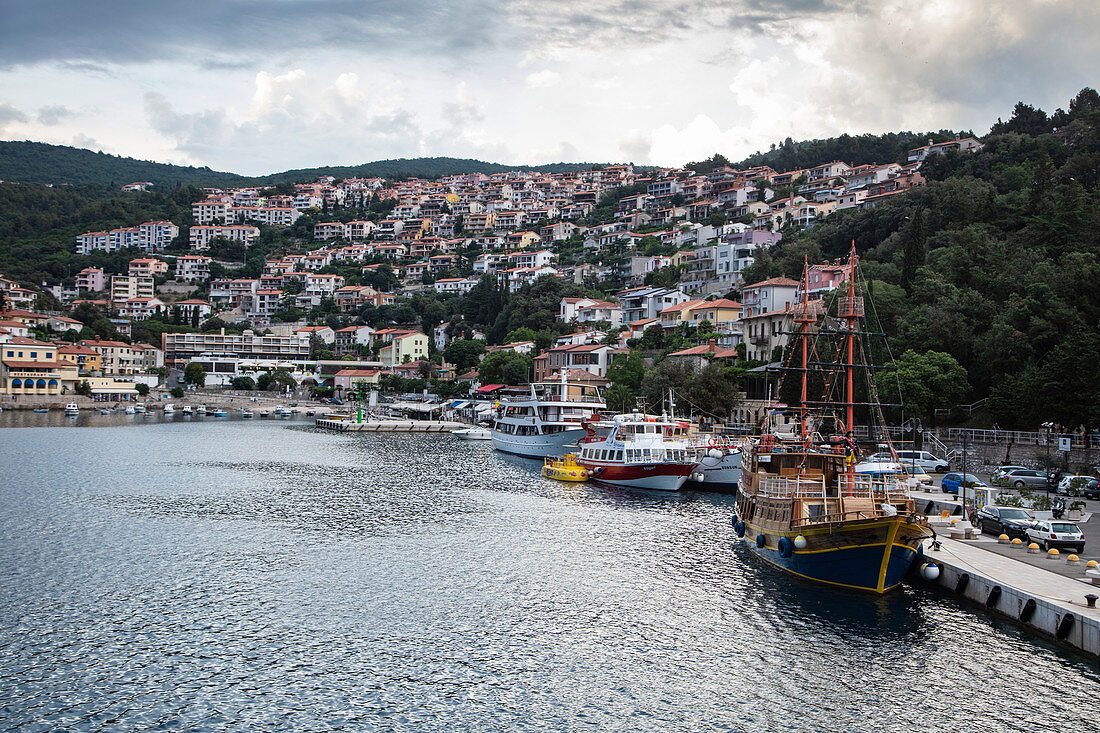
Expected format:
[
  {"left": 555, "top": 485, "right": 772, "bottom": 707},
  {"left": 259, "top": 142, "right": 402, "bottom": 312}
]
[
  {"left": 838, "top": 241, "right": 862, "bottom": 496},
  {"left": 794, "top": 257, "right": 816, "bottom": 451}
]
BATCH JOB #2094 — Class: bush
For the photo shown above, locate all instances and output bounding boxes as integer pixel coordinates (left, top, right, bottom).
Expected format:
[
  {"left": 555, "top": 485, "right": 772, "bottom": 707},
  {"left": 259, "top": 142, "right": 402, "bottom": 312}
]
[
  {"left": 170, "top": 386, "right": 184, "bottom": 398},
  {"left": 135, "top": 383, "right": 150, "bottom": 397}
]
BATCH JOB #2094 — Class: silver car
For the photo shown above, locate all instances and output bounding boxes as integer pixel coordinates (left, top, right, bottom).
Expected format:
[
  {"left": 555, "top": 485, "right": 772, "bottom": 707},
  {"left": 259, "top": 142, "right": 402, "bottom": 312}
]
[{"left": 999, "top": 468, "right": 1049, "bottom": 490}]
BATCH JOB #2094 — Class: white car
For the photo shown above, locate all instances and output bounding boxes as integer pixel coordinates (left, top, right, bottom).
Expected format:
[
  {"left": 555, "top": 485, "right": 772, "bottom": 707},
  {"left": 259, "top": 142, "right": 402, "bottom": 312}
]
[
  {"left": 1025, "top": 520, "right": 1085, "bottom": 553},
  {"left": 867, "top": 450, "right": 949, "bottom": 473},
  {"left": 1056, "top": 475, "right": 1097, "bottom": 497}
]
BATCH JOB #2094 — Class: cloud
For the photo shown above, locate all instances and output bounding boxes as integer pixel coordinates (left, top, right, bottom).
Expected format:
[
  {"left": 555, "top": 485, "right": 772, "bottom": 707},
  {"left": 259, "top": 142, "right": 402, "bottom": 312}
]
[
  {"left": 144, "top": 70, "right": 430, "bottom": 173},
  {"left": 524, "top": 70, "right": 561, "bottom": 89},
  {"left": 36, "top": 105, "right": 75, "bottom": 125},
  {"left": 71, "top": 133, "right": 100, "bottom": 150},
  {"left": 0, "top": 1, "right": 505, "bottom": 68},
  {"left": 0, "top": 101, "right": 29, "bottom": 125}
]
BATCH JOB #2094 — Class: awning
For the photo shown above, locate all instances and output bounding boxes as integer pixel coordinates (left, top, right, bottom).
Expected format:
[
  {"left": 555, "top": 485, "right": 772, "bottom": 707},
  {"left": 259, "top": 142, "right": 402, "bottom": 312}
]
[
  {"left": 475, "top": 384, "right": 506, "bottom": 393},
  {"left": 449, "top": 400, "right": 470, "bottom": 408}
]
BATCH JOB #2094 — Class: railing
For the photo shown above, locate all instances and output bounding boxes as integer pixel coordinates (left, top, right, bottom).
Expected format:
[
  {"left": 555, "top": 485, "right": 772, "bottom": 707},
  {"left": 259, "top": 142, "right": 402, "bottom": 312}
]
[
  {"left": 754, "top": 474, "right": 910, "bottom": 502},
  {"left": 946, "top": 428, "right": 1088, "bottom": 448}
]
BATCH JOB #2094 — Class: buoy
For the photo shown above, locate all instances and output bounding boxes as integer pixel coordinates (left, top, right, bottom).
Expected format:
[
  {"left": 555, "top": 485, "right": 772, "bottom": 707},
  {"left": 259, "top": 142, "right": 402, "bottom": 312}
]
[
  {"left": 693, "top": 472, "right": 705, "bottom": 482},
  {"left": 708, "top": 448, "right": 723, "bottom": 459},
  {"left": 998, "top": 534, "right": 1010, "bottom": 544},
  {"left": 1066, "top": 554, "right": 1081, "bottom": 564},
  {"left": 793, "top": 535, "right": 807, "bottom": 549},
  {"left": 950, "top": 518, "right": 959, "bottom": 525},
  {"left": 1047, "top": 548, "right": 1061, "bottom": 559},
  {"left": 920, "top": 562, "right": 940, "bottom": 581},
  {"left": 1027, "top": 542, "right": 1041, "bottom": 554}
]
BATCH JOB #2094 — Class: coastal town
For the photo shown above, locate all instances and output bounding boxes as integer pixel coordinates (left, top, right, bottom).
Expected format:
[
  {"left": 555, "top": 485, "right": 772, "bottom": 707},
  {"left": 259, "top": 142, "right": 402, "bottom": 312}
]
[{"left": 1, "top": 137, "right": 983, "bottom": 413}]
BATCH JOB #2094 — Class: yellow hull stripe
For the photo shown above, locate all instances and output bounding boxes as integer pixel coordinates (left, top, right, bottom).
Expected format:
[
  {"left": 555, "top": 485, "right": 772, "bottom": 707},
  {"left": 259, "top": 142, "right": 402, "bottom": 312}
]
[{"left": 748, "top": 547, "right": 905, "bottom": 594}]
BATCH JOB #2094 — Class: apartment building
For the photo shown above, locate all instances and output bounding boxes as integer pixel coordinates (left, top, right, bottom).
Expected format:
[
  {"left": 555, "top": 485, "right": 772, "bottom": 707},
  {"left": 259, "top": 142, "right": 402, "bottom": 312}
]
[
  {"left": 161, "top": 329, "right": 311, "bottom": 368},
  {"left": 189, "top": 225, "right": 260, "bottom": 250},
  {"left": 109, "top": 275, "right": 155, "bottom": 304},
  {"left": 174, "top": 255, "right": 212, "bottom": 283},
  {"left": 1, "top": 337, "right": 78, "bottom": 395},
  {"left": 128, "top": 258, "right": 169, "bottom": 278},
  {"left": 75, "top": 267, "right": 107, "bottom": 292}
]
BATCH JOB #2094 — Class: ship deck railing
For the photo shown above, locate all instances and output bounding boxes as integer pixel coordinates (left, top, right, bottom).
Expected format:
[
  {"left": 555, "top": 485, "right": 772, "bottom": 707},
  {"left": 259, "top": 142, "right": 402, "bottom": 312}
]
[{"left": 756, "top": 475, "right": 912, "bottom": 503}]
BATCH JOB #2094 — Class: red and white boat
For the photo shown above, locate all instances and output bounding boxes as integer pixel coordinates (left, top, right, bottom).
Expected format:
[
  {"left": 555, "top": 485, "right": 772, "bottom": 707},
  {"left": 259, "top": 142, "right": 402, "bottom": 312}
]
[{"left": 575, "top": 412, "right": 700, "bottom": 491}]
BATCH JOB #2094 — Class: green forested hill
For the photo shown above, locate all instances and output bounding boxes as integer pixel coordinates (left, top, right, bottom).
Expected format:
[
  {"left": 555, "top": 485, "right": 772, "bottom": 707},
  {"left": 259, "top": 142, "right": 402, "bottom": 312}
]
[
  {"left": 734, "top": 130, "right": 970, "bottom": 170},
  {"left": 740, "top": 87, "right": 1100, "bottom": 429},
  {"left": 0, "top": 141, "right": 610, "bottom": 187}
]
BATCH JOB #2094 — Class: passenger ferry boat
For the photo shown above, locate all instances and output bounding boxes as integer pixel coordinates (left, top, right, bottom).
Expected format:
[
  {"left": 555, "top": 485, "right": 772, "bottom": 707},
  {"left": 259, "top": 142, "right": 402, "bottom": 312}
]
[
  {"left": 575, "top": 412, "right": 699, "bottom": 491},
  {"left": 733, "top": 246, "right": 932, "bottom": 593},
  {"left": 491, "top": 374, "right": 606, "bottom": 458}
]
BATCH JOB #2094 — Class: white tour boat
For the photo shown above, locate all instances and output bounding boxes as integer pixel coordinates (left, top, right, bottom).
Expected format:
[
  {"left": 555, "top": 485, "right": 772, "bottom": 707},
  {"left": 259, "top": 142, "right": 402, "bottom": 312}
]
[
  {"left": 574, "top": 412, "right": 701, "bottom": 491},
  {"left": 491, "top": 374, "right": 606, "bottom": 458}
]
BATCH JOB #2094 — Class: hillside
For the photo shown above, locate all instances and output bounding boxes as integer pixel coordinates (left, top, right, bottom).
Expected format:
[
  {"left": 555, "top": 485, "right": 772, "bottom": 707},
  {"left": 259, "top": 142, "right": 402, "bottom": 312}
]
[
  {"left": 0, "top": 141, "right": 612, "bottom": 188},
  {"left": 733, "top": 130, "right": 971, "bottom": 171}
]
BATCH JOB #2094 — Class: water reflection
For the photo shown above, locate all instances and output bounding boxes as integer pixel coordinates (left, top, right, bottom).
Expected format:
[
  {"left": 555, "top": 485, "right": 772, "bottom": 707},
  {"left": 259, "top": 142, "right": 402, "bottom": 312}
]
[{"left": 0, "top": 421, "right": 1096, "bottom": 732}]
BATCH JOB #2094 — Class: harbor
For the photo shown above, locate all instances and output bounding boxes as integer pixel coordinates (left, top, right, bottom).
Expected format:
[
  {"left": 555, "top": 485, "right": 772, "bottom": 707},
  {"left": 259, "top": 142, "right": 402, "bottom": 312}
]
[{"left": 1, "top": 419, "right": 1096, "bottom": 731}]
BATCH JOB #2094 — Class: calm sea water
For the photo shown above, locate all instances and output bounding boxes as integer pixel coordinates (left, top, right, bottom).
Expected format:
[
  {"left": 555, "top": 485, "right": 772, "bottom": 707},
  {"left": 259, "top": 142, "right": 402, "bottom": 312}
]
[{"left": 1, "top": 419, "right": 1097, "bottom": 732}]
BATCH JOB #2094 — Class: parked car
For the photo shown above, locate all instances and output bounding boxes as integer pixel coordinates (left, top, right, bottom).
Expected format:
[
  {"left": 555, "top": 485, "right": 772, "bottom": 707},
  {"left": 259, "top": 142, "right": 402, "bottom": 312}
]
[
  {"left": 941, "top": 472, "right": 987, "bottom": 495},
  {"left": 973, "top": 505, "right": 1037, "bottom": 538},
  {"left": 1056, "top": 475, "right": 1099, "bottom": 498},
  {"left": 1025, "top": 520, "right": 1086, "bottom": 553},
  {"left": 991, "top": 465, "right": 1029, "bottom": 485},
  {"left": 997, "top": 468, "right": 1050, "bottom": 490},
  {"left": 899, "top": 463, "right": 934, "bottom": 486},
  {"left": 866, "top": 450, "right": 950, "bottom": 473}
]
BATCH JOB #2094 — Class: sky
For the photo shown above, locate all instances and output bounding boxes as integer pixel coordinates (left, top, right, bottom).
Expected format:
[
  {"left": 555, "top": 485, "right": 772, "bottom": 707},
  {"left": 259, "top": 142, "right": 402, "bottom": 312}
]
[{"left": 0, "top": 0, "right": 1097, "bottom": 175}]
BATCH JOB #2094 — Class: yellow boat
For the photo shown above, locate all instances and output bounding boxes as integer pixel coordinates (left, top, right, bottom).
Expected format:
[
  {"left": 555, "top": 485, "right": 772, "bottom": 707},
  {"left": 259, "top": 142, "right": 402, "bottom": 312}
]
[{"left": 542, "top": 454, "right": 589, "bottom": 482}]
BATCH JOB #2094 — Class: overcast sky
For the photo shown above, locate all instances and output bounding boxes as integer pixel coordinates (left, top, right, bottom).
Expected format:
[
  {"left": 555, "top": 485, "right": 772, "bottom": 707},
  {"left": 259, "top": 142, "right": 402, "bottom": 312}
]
[{"left": 0, "top": 1, "right": 1096, "bottom": 175}]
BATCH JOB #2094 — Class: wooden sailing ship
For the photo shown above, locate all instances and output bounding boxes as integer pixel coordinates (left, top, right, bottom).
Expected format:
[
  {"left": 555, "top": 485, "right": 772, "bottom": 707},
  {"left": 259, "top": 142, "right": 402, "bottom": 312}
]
[{"left": 733, "top": 244, "right": 932, "bottom": 593}]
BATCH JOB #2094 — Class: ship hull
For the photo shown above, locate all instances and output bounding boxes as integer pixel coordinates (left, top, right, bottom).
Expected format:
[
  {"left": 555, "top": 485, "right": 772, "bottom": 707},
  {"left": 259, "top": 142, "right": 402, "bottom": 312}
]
[
  {"left": 740, "top": 517, "right": 929, "bottom": 593},
  {"left": 491, "top": 428, "right": 589, "bottom": 458},
  {"left": 580, "top": 462, "right": 695, "bottom": 491},
  {"left": 683, "top": 452, "right": 741, "bottom": 493}
]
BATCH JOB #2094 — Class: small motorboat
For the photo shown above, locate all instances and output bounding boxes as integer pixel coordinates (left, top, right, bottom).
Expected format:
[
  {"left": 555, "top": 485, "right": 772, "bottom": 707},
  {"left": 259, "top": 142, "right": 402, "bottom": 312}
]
[
  {"left": 452, "top": 426, "right": 492, "bottom": 440},
  {"left": 64, "top": 403, "right": 80, "bottom": 414},
  {"left": 273, "top": 405, "right": 293, "bottom": 417},
  {"left": 97, "top": 408, "right": 112, "bottom": 415},
  {"left": 163, "top": 403, "right": 175, "bottom": 414},
  {"left": 209, "top": 408, "right": 228, "bottom": 417},
  {"left": 181, "top": 405, "right": 193, "bottom": 414},
  {"left": 240, "top": 409, "right": 254, "bottom": 418},
  {"left": 542, "top": 454, "right": 589, "bottom": 482},
  {"left": 196, "top": 405, "right": 207, "bottom": 415},
  {"left": 259, "top": 411, "right": 271, "bottom": 418},
  {"left": 133, "top": 404, "right": 146, "bottom": 414},
  {"left": 124, "top": 406, "right": 136, "bottom": 414},
  {"left": 33, "top": 407, "right": 50, "bottom": 413}
]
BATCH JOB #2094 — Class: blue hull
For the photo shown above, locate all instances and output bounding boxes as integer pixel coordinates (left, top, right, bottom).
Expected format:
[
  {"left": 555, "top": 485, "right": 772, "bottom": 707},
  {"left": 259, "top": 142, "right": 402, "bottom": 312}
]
[{"left": 747, "top": 540, "right": 921, "bottom": 593}]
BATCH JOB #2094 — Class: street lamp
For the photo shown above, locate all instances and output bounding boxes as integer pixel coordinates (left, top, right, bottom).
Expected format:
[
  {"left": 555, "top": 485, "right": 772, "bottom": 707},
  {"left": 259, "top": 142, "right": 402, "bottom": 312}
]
[{"left": 1041, "top": 421, "right": 1055, "bottom": 494}]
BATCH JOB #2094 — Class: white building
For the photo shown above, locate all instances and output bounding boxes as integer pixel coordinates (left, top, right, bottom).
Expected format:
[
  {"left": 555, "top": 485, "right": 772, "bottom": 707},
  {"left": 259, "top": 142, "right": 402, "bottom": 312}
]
[{"left": 189, "top": 225, "right": 260, "bottom": 250}]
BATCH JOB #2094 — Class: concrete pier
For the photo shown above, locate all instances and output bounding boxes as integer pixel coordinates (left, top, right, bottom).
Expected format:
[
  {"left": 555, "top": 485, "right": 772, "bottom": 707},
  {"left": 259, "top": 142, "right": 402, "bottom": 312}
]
[
  {"left": 315, "top": 417, "right": 467, "bottom": 433},
  {"left": 919, "top": 536, "right": 1100, "bottom": 658}
]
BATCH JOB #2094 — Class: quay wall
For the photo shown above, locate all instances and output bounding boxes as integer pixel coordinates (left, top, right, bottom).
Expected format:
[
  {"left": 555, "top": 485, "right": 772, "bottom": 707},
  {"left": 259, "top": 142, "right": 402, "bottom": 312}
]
[{"left": 917, "top": 542, "right": 1100, "bottom": 659}]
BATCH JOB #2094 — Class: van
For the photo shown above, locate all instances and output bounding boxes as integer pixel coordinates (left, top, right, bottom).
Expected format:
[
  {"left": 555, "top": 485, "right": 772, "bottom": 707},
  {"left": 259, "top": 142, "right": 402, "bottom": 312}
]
[{"left": 867, "top": 450, "right": 949, "bottom": 473}]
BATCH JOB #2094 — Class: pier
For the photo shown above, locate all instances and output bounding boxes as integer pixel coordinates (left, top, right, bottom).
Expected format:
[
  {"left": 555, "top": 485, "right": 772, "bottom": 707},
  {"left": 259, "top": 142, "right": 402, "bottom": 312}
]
[
  {"left": 315, "top": 416, "right": 468, "bottom": 432},
  {"left": 919, "top": 534, "right": 1100, "bottom": 658}
]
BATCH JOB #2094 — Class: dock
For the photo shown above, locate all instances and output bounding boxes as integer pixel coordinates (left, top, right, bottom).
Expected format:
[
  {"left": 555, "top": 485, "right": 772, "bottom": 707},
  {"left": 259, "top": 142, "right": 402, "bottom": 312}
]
[
  {"left": 315, "top": 416, "right": 468, "bottom": 433},
  {"left": 919, "top": 534, "right": 1100, "bottom": 658}
]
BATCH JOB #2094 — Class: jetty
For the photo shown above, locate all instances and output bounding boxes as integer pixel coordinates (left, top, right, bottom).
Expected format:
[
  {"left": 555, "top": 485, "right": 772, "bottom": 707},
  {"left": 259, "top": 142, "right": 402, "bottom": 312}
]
[
  {"left": 918, "top": 532, "right": 1100, "bottom": 658},
  {"left": 315, "top": 415, "right": 467, "bottom": 433}
]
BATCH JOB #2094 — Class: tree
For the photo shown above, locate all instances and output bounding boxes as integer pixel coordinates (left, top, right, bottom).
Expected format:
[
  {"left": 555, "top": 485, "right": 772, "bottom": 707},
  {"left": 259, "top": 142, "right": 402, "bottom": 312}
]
[
  {"left": 443, "top": 339, "right": 486, "bottom": 372},
  {"left": 900, "top": 207, "right": 927, "bottom": 292},
  {"left": 605, "top": 384, "right": 636, "bottom": 413},
  {"left": 478, "top": 351, "right": 531, "bottom": 384},
  {"left": 170, "top": 386, "right": 184, "bottom": 398},
  {"left": 184, "top": 362, "right": 206, "bottom": 387},
  {"left": 504, "top": 326, "right": 537, "bottom": 344},
  {"left": 135, "top": 383, "right": 149, "bottom": 397},
  {"left": 606, "top": 352, "right": 645, "bottom": 390},
  {"left": 230, "top": 376, "right": 256, "bottom": 390},
  {"left": 75, "top": 380, "right": 92, "bottom": 396},
  {"left": 888, "top": 350, "right": 969, "bottom": 419}
]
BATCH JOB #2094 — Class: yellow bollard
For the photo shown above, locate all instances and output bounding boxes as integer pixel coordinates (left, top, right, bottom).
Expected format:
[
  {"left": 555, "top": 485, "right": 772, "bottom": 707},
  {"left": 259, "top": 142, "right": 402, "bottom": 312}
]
[
  {"left": 1010, "top": 538, "right": 1023, "bottom": 547},
  {"left": 1027, "top": 542, "right": 1041, "bottom": 554},
  {"left": 1067, "top": 554, "right": 1081, "bottom": 564},
  {"left": 1086, "top": 560, "right": 1099, "bottom": 569},
  {"left": 998, "top": 534, "right": 1010, "bottom": 544},
  {"left": 1047, "top": 548, "right": 1061, "bottom": 559}
]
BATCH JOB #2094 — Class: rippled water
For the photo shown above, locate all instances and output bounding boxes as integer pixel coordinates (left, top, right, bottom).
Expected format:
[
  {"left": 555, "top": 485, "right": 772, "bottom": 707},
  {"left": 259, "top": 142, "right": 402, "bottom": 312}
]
[{"left": 1, "top": 421, "right": 1097, "bottom": 731}]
